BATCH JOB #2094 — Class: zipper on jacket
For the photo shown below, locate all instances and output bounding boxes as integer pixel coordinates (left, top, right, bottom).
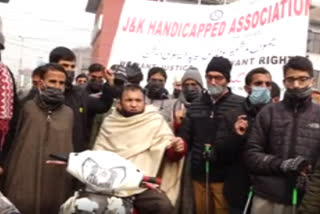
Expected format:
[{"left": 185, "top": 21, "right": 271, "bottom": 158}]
[{"left": 288, "top": 106, "right": 298, "bottom": 159}]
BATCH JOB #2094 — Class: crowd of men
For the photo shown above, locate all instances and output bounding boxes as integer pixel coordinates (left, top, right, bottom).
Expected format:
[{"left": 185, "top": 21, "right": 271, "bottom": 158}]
[{"left": 1, "top": 33, "right": 320, "bottom": 214}]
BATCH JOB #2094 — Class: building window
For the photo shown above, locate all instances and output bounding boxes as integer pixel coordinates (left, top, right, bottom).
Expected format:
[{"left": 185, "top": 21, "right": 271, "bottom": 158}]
[{"left": 308, "top": 29, "right": 320, "bottom": 54}]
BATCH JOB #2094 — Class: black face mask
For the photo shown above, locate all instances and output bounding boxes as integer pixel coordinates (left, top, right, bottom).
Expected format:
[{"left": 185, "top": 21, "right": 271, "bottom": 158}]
[
  {"left": 38, "top": 87, "right": 65, "bottom": 111},
  {"left": 87, "top": 79, "right": 103, "bottom": 93},
  {"left": 65, "top": 70, "right": 75, "bottom": 89},
  {"left": 286, "top": 87, "right": 312, "bottom": 101},
  {"left": 173, "top": 89, "right": 181, "bottom": 99},
  {"left": 146, "top": 82, "right": 167, "bottom": 99},
  {"left": 183, "top": 86, "right": 201, "bottom": 103}
]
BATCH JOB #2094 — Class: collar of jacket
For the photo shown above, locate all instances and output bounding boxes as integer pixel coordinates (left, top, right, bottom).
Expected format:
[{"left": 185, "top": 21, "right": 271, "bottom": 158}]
[
  {"left": 243, "top": 98, "right": 266, "bottom": 119},
  {"left": 283, "top": 94, "right": 312, "bottom": 112},
  {"left": 201, "top": 87, "right": 232, "bottom": 106}
]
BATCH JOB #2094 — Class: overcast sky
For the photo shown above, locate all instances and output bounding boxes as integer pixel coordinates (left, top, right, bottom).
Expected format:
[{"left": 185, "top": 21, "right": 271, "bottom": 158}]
[{"left": 0, "top": 0, "right": 95, "bottom": 75}]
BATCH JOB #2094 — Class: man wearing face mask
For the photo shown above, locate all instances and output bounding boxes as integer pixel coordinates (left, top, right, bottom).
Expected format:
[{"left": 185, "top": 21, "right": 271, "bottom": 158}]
[
  {"left": 173, "top": 66, "right": 203, "bottom": 133},
  {"left": 145, "top": 67, "right": 175, "bottom": 124},
  {"left": 86, "top": 63, "right": 105, "bottom": 97},
  {"left": 88, "top": 64, "right": 128, "bottom": 148},
  {"left": 245, "top": 56, "right": 320, "bottom": 214},
  {"left": 179, "top": 56, "right": 245, "bottom": 214},
  {"left": 2, "top": 63, "right": 74, "bottom": 214},
  {"left": 220, "top": 67, "right": 272, "bottom": 214},
  {"left": 48, "top": 47, "right": 113, "bottom": 152}
]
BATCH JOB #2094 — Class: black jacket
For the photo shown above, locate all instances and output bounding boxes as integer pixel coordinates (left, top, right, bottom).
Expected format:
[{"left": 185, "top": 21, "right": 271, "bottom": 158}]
[
  {"left": 64, "top": 84, "right": 113, "bottom": 152},
  {"left": 245, "top": 95, "right": 320, "bottom": 205},
  {"left": 179, "top": 89, "right": 245, "bottom": 182},
  {"left": 222, "top": 99, "right": 264, "bottom": 209}
]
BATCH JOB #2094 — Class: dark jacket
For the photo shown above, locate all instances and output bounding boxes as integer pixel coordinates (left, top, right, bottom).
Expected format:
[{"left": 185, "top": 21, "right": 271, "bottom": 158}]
[
  {"left": 222, "top": 99, "right": 264, "bottom": 209},
  {"left": 298, "top": 156, "right": 320, "bottom": 214},
  {"left": 64, "top": 84, "right": 113, "bottom": 152},
  {"left": 179, "top": 89, "right": 245, "bottom": 182},
  {"left": 246, "top": 95, "right": 320, "bottom": 205}
]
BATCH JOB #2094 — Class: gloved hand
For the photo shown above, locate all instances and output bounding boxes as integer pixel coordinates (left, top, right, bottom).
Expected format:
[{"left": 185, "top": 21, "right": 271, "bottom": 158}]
[
  {"left": 125, "top": 62, "right": 143, "bottom": 84},
  {"left": 280, "top": 156, "right": 309, "bottom": 174},
  {"left": 296, "top": 174, "right": 311, "bottom": 192}
]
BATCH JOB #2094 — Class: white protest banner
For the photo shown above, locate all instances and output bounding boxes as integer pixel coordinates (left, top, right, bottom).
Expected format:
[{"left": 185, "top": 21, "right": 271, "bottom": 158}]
[{"left": 108, "top": 0, "right": 310, "bottom": 95}]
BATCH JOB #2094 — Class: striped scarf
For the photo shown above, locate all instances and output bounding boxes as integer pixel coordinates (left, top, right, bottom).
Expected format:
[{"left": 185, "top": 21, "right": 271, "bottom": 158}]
[{"left": 0, "top": 63, "right": 14, "bottom": 151}]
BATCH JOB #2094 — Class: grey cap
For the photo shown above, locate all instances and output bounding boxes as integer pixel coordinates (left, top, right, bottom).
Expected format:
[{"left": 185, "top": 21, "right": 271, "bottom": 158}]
[
  {"left": 0, "top": 32, "right": 4, "bottom": 50},
  {"left": 181, "top": 66, "right": 203, "bottom": 88}
]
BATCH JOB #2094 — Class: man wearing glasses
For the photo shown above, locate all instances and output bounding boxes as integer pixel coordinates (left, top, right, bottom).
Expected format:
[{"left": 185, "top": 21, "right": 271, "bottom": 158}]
[
  {"left": 179, "top": 56, "right": 245, "bottom": 214},
  {"left": 245, "top": 56, "right": 320, "bottom": 214}
]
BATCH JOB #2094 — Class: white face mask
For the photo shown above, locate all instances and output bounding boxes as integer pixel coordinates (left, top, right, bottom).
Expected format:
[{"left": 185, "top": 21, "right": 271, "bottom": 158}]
[
  {"left": 248, "top": 87, "right": 271, "bottom": 105},
  {"left": 207, "top": 85, "right": 226, "bottom": 98}
]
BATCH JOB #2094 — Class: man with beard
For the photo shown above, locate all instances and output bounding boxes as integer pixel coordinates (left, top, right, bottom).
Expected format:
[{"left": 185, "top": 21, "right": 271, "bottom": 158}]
[
  {"left": 86, "top": 63, "right": 105, "bottom": 97},
  {"left": 179, "top": 56, "right": 245, "bottom": 214},
  {"left": 173, "top": 66, "right": 203, "bottom": 133},
  {"left": 245, "top": 56, "right": 320, "bottom": 214},
  {"left": 2, "top": 63, "right": 73, "bottom": 214},
  {"left": 221, "top": 67, "right": 272, "bottom": 214},
  {"left": 48, "top": 46, "right": 113, "bottom": 152},
  {"left": 145, "top": 67, "right": 175, "bottom": 124},
  {"left": 93, "top": 84, "right": 186, "bottom": 214}
]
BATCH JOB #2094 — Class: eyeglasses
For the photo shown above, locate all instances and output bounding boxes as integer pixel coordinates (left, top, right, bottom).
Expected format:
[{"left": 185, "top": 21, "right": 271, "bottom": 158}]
[
  {"left": 206, "top": 75, "right": 225, "bottom": 82},
  {"left": 284, "top": 76, "right": 311, "bottom": 85}
]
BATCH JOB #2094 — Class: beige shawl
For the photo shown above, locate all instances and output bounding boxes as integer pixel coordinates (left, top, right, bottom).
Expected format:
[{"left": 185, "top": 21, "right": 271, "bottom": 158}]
[{"left": 93, "top": 105, "right": 184, "bottom": 206}]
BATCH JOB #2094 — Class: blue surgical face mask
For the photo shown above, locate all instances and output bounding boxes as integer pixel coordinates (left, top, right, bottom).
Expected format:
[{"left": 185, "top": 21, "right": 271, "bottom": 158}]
[{"left": 248, "top": 87, "right": 271, "bottom": 105}]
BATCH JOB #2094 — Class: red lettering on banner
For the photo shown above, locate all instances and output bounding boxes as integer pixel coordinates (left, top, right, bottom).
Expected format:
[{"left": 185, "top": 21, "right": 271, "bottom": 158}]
[
  {"left": 251, "top": 11, "right": 259, "bottom": 28},
  {"left": 189, "top": 24, "right": 197, "bottom": 38},
  {"left": 129, "top": 17, "right": 137, "bottom": 32},
  {"left": 136, "top": 19, "right": 145, "bottom": 33},
  {"left": 305, "top": 0, "right": 310, "bottom": 15},
  {"left": 272, "top": 3, "right": 280, "bottom": 22},
  {"left": 155, "top": 21, "right": 162, "bottom": 36},
  {"left": 163, "top": 21, "right": 171, "bottom": 36},
  {"left": 178, "top": 23, "right": 183, "bottom": 37},
  {"left": 197, "top": 24, "right": 205, "bottom": 37},
  {"left": 204, "top": 23, "right": 212, "bottom": 37},
  {"left": 288, "top": 0, "right": 292, "bottom": 16},
  {"left": 244, "top": 14, "right": 251, "bottom": 31},
  {"left": 268, "top": 5, "right": 272, "bottom": 23},
  {"left": 229, "top": 18, "right": 236, "bottom": 34},
  {"left": 182, "top": 23, "right": 190, "bottom": 37},
  {"left": 260, "top": 7, "right": 267, "bottom": 25},
  {"left": 294, "top": 0, "right": 303, "bottom": 15},
  {"left": 237, "top": 16, "right": 244, "bottom": 32},
  {"left": 171, "top": 22, "right": 179, "bottom": 37},
  {"left": 218, "top": 21, "right": 226, "bottom": 36},
  {"left": 122, "top": 17, "right": 130, "bottom": 32},
  {"left": 211, "top": 22, "right": 220, "bottom": 36},
  {"left": 148, "top": 20, "right": 157, "bottom": 35},
  {"left": 280, "top": 0, "right": 287, "bottom": 18}
]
